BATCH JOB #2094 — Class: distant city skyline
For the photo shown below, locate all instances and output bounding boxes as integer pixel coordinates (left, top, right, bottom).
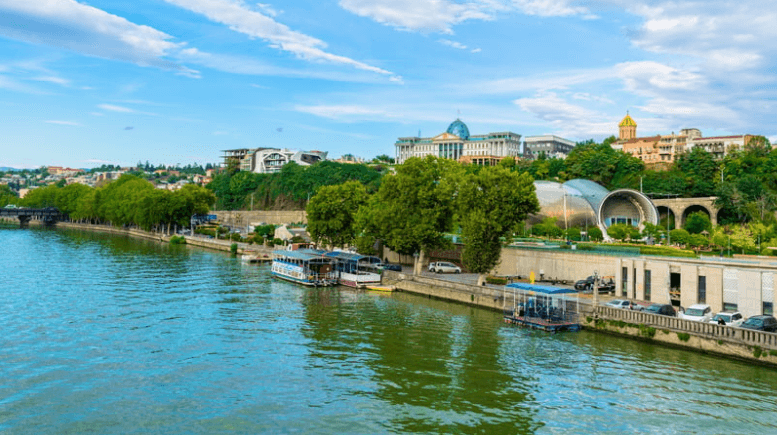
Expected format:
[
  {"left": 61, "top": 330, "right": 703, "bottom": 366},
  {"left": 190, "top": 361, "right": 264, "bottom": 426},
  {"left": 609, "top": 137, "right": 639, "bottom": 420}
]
[{"left": 0, "top": 0, "right": 775, "bottom": 169}]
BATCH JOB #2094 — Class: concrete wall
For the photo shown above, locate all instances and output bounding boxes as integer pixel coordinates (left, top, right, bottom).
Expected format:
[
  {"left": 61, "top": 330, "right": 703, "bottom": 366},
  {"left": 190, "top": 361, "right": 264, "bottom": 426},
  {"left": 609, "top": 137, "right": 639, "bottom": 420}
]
[
  {"left": 495, "top": 247, "right": 618, "bottom": 281},
  {"left": 498, "top": 246, "right": 777, "bottom": 318},
  {"left": 214, "top": 210, "right": 307, "bottom": 227}
]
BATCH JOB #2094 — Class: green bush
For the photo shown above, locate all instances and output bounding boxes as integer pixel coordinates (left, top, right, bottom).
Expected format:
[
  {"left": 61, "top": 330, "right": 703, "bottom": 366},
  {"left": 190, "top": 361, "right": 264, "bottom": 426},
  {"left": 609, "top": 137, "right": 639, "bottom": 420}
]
[
  {"left": 677, "top": 332, "right": 691, "bottom": 342},
  {"left": 639, "top": 324, "right": 656, "bottom": 338},
  {"left": 639, "top": 245, "right": 696, "bottom": 258},
  {"left": 169, "top": 235, "right": 186, "bottom": 245},
  {"left": 230, "top": 233, "right": 242, "bottom": 242},
  {"left": 230, "top": 243, "right": 238, "bottom": 254},
  {"left": 486, "top": 276, "right": 508, "bottom": 285},
  {"left": 753, "top": 346, "right": 763, "bottom": 358}
]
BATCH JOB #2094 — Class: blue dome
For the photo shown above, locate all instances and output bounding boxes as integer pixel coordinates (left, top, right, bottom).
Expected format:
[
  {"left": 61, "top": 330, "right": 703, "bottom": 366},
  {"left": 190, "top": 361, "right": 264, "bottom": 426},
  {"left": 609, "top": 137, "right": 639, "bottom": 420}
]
[{"left": 446, "top": 119, "right": 470, "bottom": 140}]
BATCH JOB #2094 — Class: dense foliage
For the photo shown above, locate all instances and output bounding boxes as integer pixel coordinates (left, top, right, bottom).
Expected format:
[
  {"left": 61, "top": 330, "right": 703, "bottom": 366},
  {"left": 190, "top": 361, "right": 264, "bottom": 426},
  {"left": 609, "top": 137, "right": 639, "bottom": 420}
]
[
  {"left": 207, "top": 161, "right": 384, "bottom": 210},
  {"left": 20, "top": 174, "right": 214, "bottom": 233}
]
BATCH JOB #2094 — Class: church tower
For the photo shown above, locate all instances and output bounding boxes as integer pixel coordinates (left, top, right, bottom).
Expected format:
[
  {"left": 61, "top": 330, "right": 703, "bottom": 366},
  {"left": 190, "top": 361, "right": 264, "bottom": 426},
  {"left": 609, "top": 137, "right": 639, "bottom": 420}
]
[{"left": 619, "top": 112, "right": 637, "bottom": 140}]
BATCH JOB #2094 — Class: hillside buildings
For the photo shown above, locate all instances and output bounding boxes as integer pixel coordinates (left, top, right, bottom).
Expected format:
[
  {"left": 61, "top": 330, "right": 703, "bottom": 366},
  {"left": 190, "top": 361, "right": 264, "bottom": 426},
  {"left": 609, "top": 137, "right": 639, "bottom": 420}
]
[
  {"left": 523, "top": 135, "right": 576, "bottom": 159},
  {"left": 222, "top": 148, "right": 328, "bottom": 174},
  {"left": 611, "top": 113, "right": 756, "bottom": 170},
  {"left": 395, "top": 119, "right": 522, "bottom": 165}
]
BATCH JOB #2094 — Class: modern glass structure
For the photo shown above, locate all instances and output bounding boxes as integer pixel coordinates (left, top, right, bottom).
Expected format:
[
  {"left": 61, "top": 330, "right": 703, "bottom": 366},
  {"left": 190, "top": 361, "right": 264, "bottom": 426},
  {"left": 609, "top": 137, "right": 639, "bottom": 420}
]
[{"left": 529, "top": 179, "right": 659, "bottom": 239}]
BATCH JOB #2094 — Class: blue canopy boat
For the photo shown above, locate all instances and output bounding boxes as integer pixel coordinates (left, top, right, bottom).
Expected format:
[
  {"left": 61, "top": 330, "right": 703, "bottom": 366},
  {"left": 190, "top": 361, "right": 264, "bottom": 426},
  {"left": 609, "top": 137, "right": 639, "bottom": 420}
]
[
  {"left": 503, "top": 282, "right": 581, "bottom": 332},
  {"left": 271, "top": 249, "right": 338, "bottom": 287}
]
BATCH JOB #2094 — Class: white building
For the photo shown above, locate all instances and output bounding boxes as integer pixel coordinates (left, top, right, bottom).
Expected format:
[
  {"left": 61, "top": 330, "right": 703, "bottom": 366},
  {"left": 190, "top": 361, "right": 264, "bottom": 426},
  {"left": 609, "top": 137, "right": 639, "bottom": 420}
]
[
  {"left": 523, "top": 135, "right": 576, "bottom": 159},
  {"left": 222, "top": 148, "right": 328, "bottom": 174},
  {"left": 395, "top": 119, "right": 521, "bottom": 165}
]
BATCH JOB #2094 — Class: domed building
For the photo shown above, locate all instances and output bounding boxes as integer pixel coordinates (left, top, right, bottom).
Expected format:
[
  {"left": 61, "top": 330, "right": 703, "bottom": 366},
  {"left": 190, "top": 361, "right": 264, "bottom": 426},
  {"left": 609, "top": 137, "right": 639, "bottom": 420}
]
[
  {"left": 395, "top": 119, "right": 521, "bottom": 165},
  {"left": 529, "top": 179, "right": 659, "bottom": 239}
]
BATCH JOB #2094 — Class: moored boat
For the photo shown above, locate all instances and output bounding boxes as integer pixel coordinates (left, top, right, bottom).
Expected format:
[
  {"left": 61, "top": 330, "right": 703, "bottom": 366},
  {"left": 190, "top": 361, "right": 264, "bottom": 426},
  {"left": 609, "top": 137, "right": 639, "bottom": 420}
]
[
  {"left": 323, "top": 251, "right": 382, "bottom": 288},
  {"left": 271, "top": 249, "right": 337, "bottom": 286}
]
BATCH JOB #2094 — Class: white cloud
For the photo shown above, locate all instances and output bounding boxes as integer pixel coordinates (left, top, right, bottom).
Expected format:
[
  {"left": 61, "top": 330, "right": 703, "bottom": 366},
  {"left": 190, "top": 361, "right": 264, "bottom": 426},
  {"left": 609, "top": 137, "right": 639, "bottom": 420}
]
[
  {"left": 98, "top": 104, "right": 136, "bottom": 113},
  {"left": 294, "top": 104, "right": 393, "bottom": 120},
  {"left": 177, "top": 47, "right": 396, "bottom": 82},
  {"left": 45, "top": 120, "right": 80, "bottom": 126},
  {"left": 31, "top": 76, "right": 70, "bottom": 86},
  {"left": 255, "top": 3, "right": 280, "bottom": 17},
  {"left": 0, "top": 0, "right": 188, "bottom": 72},
  {"left": 163, "top": 0, "right": 398, "bottom": 78},
  {"left": 627, "top": 1, "right": 777, "bottom": 72},
  {"left": 339, "top": 0, "right": 495, "bottom": 34},
  {"left": 511, "top": 0, "right": 592, "bottom": 18},
  {"left": 514, "top": 91, "right": 614, "bottom": 137},
  {"left": 615, "top": 61, "right": 705, "bottom": 93},
  {"left": 438, "top": 39, "right": 467, "bottom": 50},
  {"left": 97, "top": 103, "right": 158, "bottom": 116}
]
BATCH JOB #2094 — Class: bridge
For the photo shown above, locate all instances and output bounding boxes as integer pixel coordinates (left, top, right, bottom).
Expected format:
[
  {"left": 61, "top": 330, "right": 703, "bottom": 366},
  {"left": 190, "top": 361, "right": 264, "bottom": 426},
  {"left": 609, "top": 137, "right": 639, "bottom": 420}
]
[
  {"left": 0, "top": 207, "right": 66, "bottom": 226},
  {"left": 651, "top": 197, "right": 719, "bottom": 227}
]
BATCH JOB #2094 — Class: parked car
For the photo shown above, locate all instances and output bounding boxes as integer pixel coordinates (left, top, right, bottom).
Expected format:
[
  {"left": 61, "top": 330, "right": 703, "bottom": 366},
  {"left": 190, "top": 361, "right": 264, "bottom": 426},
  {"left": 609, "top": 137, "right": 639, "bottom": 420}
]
[
  {"left": 428, "top": 261, "right": 461, "bottom": 273},
  {"left": 574, "top": 276, "right": 615, "bottom": 293},
  {"left": 681, "top": 304, "right": 713, "bottom": 322},
  {"left": 605, "top": 299, "right": 632, "bottom": 309},
  {"left": 708, "top": 311, "right": 744, "bottom": 327},
  {"left": 739, "top": 315, "right": 777, "bottom": 332},
  {"left": 644, "top": 303, "right": 676, "bottom": 317},
  {"left": 376, "top": 262, "right": 402, "bottom": 272}
]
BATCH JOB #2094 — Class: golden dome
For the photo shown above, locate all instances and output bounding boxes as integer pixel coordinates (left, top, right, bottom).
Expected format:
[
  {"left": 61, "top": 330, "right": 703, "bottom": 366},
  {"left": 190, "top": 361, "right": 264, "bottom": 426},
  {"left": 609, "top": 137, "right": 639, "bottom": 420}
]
[{"left": 619, "top": 113, "right": 637, "bottom": 127}]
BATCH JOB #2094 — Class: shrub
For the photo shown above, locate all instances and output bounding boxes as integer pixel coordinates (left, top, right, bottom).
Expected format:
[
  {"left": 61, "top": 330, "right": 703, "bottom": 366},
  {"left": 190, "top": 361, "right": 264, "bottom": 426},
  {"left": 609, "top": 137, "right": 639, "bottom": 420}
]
[
  {"left": 486, "top": 276, "right": 508, "bottom": 285},
  {"left": 677, "top": 332, "right": 691, "bottom": 342},
  {"left": 753, "top": 346, "right": 763, "bottom": 358},
  {"left": 230, "top": 243, "right": 238, "bottom": 254},
  {"left": 230, "top": 233, "right": 242, "bottom": 242},
  {"left": 169, "top": 235, "right": 186, "bottom": 245},
  {"left": 638, "top": 324, "right": 656, "bottom": 338}
]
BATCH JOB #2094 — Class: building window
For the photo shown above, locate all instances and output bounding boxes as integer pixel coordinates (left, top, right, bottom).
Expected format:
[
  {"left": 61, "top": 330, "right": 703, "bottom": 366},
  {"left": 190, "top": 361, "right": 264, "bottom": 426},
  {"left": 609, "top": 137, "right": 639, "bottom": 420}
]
[
  {"left": 698, "top": 276, "right": 706, "bottom": 303},
  {"left": 622, "top": 267, "right": 628, "bottom": 297},
  {"left": 724, "top": 303, "right": 738, "bottom": 312},
  {"left": 765, "top": 302, "right": 774, "bottom": 316},
  {"left": 644, "top": 270, "right": 651, "bottom": 301}
]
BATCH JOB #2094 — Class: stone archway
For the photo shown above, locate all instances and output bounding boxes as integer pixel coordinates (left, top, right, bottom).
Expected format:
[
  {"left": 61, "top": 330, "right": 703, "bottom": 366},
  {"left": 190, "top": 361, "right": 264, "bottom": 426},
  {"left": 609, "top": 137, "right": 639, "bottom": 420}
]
[{"left": 656, "top": 206, "right": 676, "bottom": 231}]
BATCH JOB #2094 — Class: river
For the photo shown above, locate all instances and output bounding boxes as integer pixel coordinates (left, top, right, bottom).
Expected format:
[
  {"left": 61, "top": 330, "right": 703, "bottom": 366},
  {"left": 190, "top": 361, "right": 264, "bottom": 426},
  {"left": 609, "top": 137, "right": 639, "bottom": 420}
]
[{"left": 2, "top": 227, "right": 776, "bottom": 434}]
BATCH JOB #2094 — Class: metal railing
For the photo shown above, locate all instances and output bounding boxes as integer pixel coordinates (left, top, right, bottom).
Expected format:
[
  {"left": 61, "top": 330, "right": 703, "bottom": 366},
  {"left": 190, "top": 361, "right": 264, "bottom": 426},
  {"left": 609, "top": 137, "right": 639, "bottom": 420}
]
[{"left": 596, "top": 306, "right": 777, "bottom": 349}]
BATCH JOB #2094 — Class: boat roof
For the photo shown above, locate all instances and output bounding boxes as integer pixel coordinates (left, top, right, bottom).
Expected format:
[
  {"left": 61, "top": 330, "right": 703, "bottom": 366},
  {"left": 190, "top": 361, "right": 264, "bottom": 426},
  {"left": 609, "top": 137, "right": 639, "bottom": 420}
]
[
  {"left": 273, "top": 249, "right": 331, "bottom": 261},
  {"left": 323, "top": 251, "right": 379, "bottom": 262},
  {"left": 506, "top": 282, "right": 579, "bottom": 295}
]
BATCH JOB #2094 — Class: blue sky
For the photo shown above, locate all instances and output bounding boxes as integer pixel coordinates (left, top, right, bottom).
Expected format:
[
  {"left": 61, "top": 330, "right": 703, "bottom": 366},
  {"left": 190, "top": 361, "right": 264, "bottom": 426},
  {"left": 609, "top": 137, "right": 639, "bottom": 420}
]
[{"left": 0, "top": 0, "right": 775, "bottom": 169}]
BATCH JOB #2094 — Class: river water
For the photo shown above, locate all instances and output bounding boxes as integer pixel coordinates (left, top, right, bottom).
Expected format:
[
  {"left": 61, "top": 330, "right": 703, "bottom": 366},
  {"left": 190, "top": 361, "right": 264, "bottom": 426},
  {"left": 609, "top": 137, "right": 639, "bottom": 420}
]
[{"left": 2, "top": 227, "right": 776, "bottom": 434}]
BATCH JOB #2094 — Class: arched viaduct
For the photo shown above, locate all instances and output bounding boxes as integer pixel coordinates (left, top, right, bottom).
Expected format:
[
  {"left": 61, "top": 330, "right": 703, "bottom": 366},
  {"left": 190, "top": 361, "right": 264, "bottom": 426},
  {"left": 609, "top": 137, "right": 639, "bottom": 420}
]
[{"left": 651, "top": 197, "right": 720, "bottom": 227}]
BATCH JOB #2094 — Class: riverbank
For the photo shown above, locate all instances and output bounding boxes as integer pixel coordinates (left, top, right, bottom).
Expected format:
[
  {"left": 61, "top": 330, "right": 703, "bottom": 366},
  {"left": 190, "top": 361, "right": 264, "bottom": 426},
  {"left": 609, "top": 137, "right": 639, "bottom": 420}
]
[
  {"left": 38, "top": 221, "right": 273, "bottom": 257},
  {"left": 30, "top": 220, "right": 777, "bottom": 367},
  {"left": 383, "top": 270, "right": 777, "bottom": 367}
]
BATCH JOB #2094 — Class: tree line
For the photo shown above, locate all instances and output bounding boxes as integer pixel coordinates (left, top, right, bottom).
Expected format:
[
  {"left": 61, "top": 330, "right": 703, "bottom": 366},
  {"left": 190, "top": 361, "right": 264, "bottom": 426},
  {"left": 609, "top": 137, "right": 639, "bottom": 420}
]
[
  {"left": 15, "top": 174, "right": 215, "bottom": 234},
  {"left": 306, "top": 156, "right": 539, "bottom": 285}
]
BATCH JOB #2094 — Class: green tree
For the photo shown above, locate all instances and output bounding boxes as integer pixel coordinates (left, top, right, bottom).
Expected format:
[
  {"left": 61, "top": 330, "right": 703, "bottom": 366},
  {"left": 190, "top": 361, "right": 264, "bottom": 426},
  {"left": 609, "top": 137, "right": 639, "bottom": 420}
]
[
  {"left": 356, "top": 156, "right": 462, "bottom": 274},
  {"left": 669, "top": 228, "right": 690, "bottom": 246},
  {"left": 606, "top": 223, "right": 630, "bottom": 242},
  {"left": 564, "top": 142, "right": 643, "bottom": 189},
  {"left": 684, "top": 211, "right": 712, "bottom": 234},
  {"left": 306, "top": 181, "right": 368, "bottom": 248},
  {"left": 587, "top": 226, "right": 603, "bottom": 241},
  {"left": 457, "top": 166, "right": 539, "bottom": 285}
]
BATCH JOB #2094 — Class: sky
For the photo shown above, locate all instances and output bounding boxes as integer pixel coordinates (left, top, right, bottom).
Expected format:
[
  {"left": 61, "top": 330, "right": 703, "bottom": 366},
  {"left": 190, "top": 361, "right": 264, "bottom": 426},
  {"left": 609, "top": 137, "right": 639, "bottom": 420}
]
[{"left": 0, "top": 0, "right": 775, "bottom": 169}]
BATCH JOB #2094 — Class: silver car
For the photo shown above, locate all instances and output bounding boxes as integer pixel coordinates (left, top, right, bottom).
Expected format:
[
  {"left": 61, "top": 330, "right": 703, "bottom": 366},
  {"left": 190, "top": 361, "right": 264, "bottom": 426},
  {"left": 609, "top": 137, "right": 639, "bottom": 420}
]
[{"left": 428, "top": 261, "right": 461, "bottom": 273}]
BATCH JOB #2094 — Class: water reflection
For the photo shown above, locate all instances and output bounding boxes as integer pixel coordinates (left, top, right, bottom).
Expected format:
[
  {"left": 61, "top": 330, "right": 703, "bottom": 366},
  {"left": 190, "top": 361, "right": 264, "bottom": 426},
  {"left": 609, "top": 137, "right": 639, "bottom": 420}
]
[
  {"left": 299, "top": 289, "right": 541, "bottom": 433},
  {"left": 3, "top": 228, "right": 777, "bottom": 435}
]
